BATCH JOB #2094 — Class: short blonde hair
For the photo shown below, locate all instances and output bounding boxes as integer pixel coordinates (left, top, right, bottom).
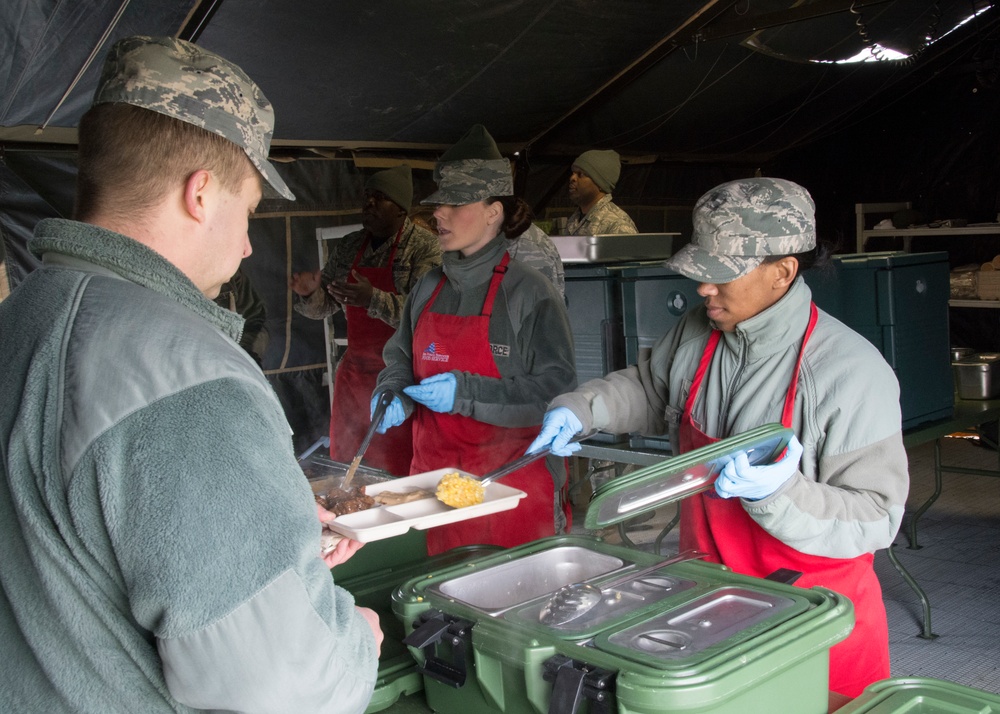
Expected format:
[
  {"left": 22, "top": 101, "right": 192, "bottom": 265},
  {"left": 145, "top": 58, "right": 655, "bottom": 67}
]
[{"left": 74, "top": 103, "right": 256, "bottom": 221}]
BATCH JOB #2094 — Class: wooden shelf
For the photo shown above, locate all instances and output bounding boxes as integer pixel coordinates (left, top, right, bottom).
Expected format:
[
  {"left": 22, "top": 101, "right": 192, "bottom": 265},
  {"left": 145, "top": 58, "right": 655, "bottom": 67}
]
[
  {"left": 859, "top": 225, "right": 1000, "bottom": 252},
  {"left": 950, "top": 299, "right": 1000, "bottom": 309},
  {"left": 855, "top": 202, "right": 1000, "bottom": 252}
]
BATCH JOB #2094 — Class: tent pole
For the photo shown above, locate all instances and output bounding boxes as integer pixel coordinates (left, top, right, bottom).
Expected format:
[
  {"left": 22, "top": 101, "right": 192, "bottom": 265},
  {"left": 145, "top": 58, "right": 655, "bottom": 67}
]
[{"left": 35, "top": 0, "right": 132, "bottom": 135}]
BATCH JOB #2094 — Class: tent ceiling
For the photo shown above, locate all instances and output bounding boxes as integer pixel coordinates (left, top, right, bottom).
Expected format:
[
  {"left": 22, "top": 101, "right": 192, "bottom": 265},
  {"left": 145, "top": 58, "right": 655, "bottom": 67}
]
[{"left": 1, "top": 0, "right": 997, "bottom": 164}]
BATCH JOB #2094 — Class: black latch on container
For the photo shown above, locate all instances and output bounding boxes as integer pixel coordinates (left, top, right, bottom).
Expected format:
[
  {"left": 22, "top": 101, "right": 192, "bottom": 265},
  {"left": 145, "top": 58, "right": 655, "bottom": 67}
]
[
  {"left": 402, "top": 609, "right": 473, "bottom": 688},
  {"left": 542, "top": 654, "right": 616, "bottom": 714}
]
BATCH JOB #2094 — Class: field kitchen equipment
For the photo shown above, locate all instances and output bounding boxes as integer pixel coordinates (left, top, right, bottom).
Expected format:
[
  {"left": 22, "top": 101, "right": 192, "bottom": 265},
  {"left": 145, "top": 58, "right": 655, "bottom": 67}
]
[
  {"left": 838, "top": 677, "right": 1000, "bottom": 713},
  {"left": 550, "top": 233, "right": 684, "bottom": 265},
  {"left": 337, "top": 543, "right": 503, "bottom": 712},
  {"left": 618, "top": 265, "right": 702, "bottom": 451},
  {"left": 559, "top": 237, "right": 692, "bottom": 448},
  {"left": 952, "top": 352, "right": 1000, "bottom": 400},
  {"left": 803, "top": 251, "right": 952, "bottom": 429},
  {"left": 392, "top": 424, "right": 855, "bottom": 714}
]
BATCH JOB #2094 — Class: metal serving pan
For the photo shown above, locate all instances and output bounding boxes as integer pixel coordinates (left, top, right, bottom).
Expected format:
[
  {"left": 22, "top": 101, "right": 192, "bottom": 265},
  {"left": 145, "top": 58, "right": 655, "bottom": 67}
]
[{"left": 550, "top": 233, "right": 684, "bottom": 263}]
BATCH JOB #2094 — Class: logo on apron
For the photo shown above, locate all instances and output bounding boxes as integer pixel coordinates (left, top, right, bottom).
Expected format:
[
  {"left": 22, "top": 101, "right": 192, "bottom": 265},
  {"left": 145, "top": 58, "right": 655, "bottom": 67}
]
[{"left": 421, "top": 341, "right": 450, "bottom": 363}]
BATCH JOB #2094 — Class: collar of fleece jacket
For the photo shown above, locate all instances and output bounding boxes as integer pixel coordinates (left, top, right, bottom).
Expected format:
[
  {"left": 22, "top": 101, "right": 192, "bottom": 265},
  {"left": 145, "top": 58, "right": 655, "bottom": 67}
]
[
  {"left": 720, "top": 276, "right": 813, "bottom": 363},
  {"left": 440, "top": 231, "right": 508, "bottom": 291},
  {"left": 30, "top": 218, "right": 244, "bottom": 343}
]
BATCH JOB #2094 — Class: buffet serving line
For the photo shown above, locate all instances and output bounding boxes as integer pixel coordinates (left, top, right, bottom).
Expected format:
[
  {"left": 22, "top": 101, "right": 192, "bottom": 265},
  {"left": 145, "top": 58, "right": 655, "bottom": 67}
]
[{"left": 307, "top": 236, "right": 999, "bottom": 713}]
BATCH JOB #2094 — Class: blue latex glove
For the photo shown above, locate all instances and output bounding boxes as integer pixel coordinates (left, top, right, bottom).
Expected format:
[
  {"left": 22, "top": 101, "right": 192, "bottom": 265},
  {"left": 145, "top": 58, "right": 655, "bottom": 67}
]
[
  {"left": 715, "top": 435, "right": 804, "bottom": 500},
  {"left": 526, "top": 407, "right": 584, "bottom": 457},
  {"left": 370, "top": 393, "right": 405, "bottom": 434},
  {"left": 402, "top": 373, "right": 457, "bottom": 413}
]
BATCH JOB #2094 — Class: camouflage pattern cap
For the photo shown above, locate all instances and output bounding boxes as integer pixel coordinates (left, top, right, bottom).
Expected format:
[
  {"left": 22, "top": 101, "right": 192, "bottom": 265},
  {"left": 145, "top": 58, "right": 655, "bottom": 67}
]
[
  {"left": 664, "top": 178, "right": 815, "bottom": 283},
  {"left": 421, "top": 158, "right": 513, "bottom": 205},
  {"left": 422, "top": 125, "right": 513, "bottom": 205},
  {"left": 93, "top": 36, "right": 295, "bottom": 201}
]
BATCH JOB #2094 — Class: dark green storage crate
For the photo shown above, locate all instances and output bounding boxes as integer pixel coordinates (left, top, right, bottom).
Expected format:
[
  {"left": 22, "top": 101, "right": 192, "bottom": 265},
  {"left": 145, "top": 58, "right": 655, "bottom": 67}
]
[
  {"left": 803, "top": 251, "right": 953, "bottom": 429},
  {"left": 564, "top": 264, "right": 627, "bottom": 443},
  {"left": 618, "top": 265, "right": 703, "bottom": 451},
  {"left": 564, "top": 264, "right": 625, "bottom": 386}
]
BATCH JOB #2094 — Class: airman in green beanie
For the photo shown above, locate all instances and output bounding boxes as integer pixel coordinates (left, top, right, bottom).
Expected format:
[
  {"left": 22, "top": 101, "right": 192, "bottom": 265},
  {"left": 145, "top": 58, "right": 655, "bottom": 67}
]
[{"left": 564, "top": 149, "right": 638, "bottom": 236}]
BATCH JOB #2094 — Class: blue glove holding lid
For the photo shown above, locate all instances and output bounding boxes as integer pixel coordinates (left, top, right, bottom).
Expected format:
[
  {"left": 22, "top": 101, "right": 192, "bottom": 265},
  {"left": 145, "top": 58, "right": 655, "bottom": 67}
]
[
  {"left": 715, "top": 435, "right": 804, "bottom": 500},
  {"left": 526, "top": 407, "right": 584, "bottom": 457},
  {"left": 403, "top": 373, "right": 457, "bottom": 413},
  {"left": 370, "top": 393, "right": 406, "bottom": 434}
]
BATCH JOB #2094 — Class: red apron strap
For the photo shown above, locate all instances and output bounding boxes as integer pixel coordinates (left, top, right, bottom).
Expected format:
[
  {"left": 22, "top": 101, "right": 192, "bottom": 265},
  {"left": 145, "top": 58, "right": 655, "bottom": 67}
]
[
  {"left": 482, "top": 253, "right": 510, "bottom": 318},
  {"left": 684, "top": 329, "right": 722, "bottom": 416},
  {"left": 780, "top": 302, "right": 818, "bottom": 428},
  {"left": 348, "top": 224, "right": 404, "bottom": 277}
]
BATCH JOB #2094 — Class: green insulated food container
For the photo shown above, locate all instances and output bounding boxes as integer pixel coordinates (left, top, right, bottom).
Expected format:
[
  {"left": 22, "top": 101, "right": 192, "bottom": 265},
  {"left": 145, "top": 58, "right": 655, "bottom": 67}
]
[
  {"left": 391, "top": 424, "right": 855, "bottom": 714},
  {"left": 837, "top": 677, "right": 1000, "bottom": 713},
  {"left": 337, "top": 544, "right": 501, "bottom": 713}
]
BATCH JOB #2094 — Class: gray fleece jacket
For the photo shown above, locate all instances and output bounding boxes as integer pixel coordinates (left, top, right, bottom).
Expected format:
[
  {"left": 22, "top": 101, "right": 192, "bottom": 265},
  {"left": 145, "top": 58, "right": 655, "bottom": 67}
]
[
  {"left": 0, "top": 219, "right": 377, "bottom": 713},
  {"left": 552, "top": 277, "right": 909, "bottom": 559}
]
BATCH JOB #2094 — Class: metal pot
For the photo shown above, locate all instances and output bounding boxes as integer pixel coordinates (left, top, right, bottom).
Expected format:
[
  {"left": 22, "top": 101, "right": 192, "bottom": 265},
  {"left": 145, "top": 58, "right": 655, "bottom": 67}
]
[
  {"left": 953, "top": 353, "right": 1000, "bottom": 400},
  {"left": 951, "top": 346, "right": 975, "bottom": 362}
]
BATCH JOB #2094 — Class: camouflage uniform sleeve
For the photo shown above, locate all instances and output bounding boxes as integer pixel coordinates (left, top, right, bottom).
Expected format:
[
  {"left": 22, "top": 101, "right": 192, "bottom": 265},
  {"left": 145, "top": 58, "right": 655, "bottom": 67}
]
[
  {"left": 292, "top": 232, "right": 363, "bottom": 319},
  {"left": 506, "top": 226, "right": 565, "bottom": 298},
  {"left": 367, "top": 222, "right": 442, "bottom": 328}
]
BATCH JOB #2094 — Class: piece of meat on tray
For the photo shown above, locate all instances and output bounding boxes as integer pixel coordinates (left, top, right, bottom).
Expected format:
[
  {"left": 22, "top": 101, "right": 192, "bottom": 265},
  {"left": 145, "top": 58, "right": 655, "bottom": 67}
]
[{"left": 314, "top": 487, "right": 376, "bottom": 516}]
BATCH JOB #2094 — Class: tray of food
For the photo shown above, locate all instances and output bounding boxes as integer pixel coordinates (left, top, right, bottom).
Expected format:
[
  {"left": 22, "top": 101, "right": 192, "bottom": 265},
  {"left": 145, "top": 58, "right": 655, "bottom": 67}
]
[{"left": 313, "top": 468, "right": 527, "bottom": 543}]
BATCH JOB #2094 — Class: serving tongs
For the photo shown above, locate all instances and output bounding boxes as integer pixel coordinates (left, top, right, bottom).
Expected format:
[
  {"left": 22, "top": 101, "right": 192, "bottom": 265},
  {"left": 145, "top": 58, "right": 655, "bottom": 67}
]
[
  {"left": 435, "top": 432, "right": 594, "bottom": 508},
  {"left": 538, "top": 549, "right": 706, "bottom": 626},
  {"left": 341, "top": 390, "right": 396, "bottom": 490}
]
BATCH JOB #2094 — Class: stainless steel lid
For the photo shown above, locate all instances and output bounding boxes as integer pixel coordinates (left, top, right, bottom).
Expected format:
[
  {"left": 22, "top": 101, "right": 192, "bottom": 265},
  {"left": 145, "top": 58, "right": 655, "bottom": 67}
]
[{"left": 597, "top": 585, "right": 808, "bottom": 662}]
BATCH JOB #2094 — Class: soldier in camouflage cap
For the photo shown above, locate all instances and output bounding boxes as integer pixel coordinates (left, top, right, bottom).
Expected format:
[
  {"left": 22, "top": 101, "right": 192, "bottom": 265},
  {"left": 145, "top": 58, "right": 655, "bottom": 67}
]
[
  {"left": 374, "top": 125, "right": 576, "bottom": 552},
  {"left": 94, "top": 35, "right": 294, "bottom": 201},
  {"left": 0, "top": 35, "right": 383, "bottom": 713},
  {"left": 530, "top": 174, "right": 904, "bottom": 700},
  {"left": 420, "top": 124, "right": 564, "bottom": 296},
  {"left": 665, "top": 177, "right": 816, "bottom": 284}
]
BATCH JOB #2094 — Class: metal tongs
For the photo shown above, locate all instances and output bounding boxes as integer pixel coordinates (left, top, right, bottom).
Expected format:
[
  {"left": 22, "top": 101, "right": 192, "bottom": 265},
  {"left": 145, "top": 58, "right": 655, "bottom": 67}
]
[
  {"left": 341, "top": 390, "right": 396, "bottom": 490},
  {"left": 538, "top": 549, "right": 706, "bottom": 626}
]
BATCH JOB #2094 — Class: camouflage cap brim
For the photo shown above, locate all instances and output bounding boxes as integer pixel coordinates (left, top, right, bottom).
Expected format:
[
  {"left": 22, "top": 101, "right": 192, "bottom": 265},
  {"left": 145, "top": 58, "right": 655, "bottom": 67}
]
[
  {"left": 94, "top": 36, "right": 295, "bottom": 201},
  {"left": 663, "top": 243, "right": 764, "bottom": 284},
  {"left": 421, "top": 158, "right": 513, "bottom": 205}
]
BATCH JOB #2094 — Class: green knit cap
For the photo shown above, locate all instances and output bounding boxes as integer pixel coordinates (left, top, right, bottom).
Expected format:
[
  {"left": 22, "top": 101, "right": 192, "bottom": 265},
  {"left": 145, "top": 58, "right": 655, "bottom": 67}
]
[
  {"left": 422, "top": 124, "right": 513, "bottom": 205},
  {"left": 365, "top": 164, "right": 413, "bottom": 210},
  {"left": 573, "top": 149, "right": 621, "bottom": 193}
]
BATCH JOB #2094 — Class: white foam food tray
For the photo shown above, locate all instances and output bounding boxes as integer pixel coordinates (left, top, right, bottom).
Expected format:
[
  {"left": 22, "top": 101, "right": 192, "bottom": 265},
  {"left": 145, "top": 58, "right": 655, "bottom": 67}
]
[{"left": 327, "top": 468, "right": 527, "bottom": 542}]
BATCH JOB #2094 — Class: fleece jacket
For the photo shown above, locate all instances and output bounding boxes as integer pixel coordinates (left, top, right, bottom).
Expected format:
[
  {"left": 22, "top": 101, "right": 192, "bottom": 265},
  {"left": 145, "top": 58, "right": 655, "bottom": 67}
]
[{"left": 0, "top": 218, "right": 377, "bottom": 713}]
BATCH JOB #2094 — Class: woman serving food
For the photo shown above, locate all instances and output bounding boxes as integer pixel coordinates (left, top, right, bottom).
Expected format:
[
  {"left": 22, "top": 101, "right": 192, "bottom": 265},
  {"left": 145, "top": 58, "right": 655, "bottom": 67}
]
[{"left": 372, "top": 125, "right": 577, "bottom": 555}]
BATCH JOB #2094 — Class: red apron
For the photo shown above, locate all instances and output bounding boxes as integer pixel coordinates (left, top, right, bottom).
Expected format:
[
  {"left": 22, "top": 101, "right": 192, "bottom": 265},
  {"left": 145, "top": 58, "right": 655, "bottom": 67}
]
[
  {"left": 329, "top": 229, "right": 413, "bottom": 476},
  {"left": 678, "top": 303, "right": 889, "bottom": 698},
  {"left": 411, "top": 253, "right": 566, "bottom": 555}
]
